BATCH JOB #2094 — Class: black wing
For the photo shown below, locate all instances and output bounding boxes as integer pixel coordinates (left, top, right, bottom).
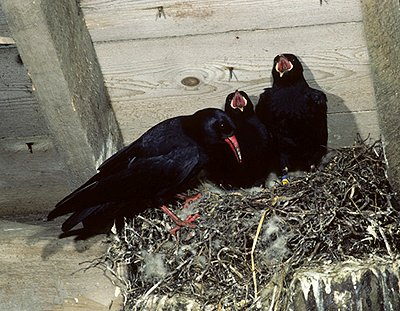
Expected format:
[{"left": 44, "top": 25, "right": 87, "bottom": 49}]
[
  {"left": 255, "top": 88, "right": 273, "bottom": 127},
  {"left": 49, "top": 145, "right": 203, "bottom": 232},
  {"left": 97, "top": 117, "right": 183, "bottom": 175}
]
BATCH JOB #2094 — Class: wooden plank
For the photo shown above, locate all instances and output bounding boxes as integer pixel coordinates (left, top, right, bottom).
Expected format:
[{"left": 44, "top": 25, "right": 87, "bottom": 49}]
[
  {"left": 80, "top": 0, "right": 363, "bottom": 42},
  {"left": 93, "top": 22, "right": 379, "bottom": 146},
  {"left": 328, "top": 110, "right": 380, "bottom": 148},
  {"left": 361, "top": 0, "right": 400, "bottom": 196},
  {"left": 1, "top": 0, "right": 124, "bottom": 187},
  {"left": 0, "top": 218, "right": 120, "bottom": 310}
]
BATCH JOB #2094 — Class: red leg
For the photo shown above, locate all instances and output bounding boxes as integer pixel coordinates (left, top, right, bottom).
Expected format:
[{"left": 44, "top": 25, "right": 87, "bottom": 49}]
[
  {"left": 170, "top": 213, "right": 200, "bottom": 235},
  {"left": 160, "top": 205, "right": 196, "bottom": 229},
  {"left": 162, "top": 193, "right": 202, "bottom": 235}
]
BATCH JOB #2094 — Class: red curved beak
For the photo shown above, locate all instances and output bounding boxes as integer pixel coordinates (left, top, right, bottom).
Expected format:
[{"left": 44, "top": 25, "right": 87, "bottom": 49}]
[{"left": 224, "top": 135, "right": 242, "bottom": 163}]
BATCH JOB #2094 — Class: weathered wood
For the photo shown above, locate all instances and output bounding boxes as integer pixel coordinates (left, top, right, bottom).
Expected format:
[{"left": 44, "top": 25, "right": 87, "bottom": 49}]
[
  {"left": 0, "top": 45, "right": 73, "bottom": 215},
  {"left": 93, "top": 22, "right": 379, "bottom": 146},
  {"left": 0, "top": 4, "right": 11, "bottom": 38},
  {"left": 80, "top": 0, "right": 363, "bottom": 42},
  {"left": 1, "top": 0, "right": 124, "bottom": 187},
  {"left": 0, "top": 46, "right": 47, "bottom": 138},
  {"left": 361, "top": 0, "right": 400, "bottom": 198},
  {"left": 328, "top": 111, "right": 380, "bottom": 148},
  {"left": 0, "top": 136, "right": 71, "bottom": 215},
  {"left": 0, "top": 218, "right": 120, "bottom": 311}
]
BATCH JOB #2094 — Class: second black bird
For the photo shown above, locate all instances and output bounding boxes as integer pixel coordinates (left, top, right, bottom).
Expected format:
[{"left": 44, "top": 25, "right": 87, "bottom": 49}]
[{"left": 207, "top": 90, "right": 277, "bottom": 188}]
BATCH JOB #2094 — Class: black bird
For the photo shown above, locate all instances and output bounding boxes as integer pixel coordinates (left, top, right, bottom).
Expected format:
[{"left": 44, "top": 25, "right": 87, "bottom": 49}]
[
  {"left": 47, "top": 108, "right": 242, "bottom": 238},
  {"left": 207, "top": 90, "right": 277, "bottom": 188},
  {"left": 256, "top": 53, "right": 328, "bottom": 176}
]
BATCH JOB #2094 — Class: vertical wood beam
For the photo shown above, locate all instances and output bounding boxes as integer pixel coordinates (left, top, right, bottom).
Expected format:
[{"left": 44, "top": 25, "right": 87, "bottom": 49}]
[
  {"left": 1, "top": 0, "right": 123, "bottom": 187},
  {"left": 361, "top": 0, "right": 400, "bottom": 197}
]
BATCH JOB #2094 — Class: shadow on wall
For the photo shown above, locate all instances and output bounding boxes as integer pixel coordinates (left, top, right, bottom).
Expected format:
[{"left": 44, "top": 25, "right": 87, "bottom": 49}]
[{"left": 301, "top": 57, "right": 361, "bottom": 148}]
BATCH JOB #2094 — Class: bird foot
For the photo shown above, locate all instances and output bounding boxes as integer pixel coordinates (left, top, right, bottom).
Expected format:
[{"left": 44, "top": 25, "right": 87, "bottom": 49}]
[
  {"left": 176, "top": 193, "right": 202, "bottom": 209},
  {"left": 170, "top": 213, "right": 200, "bottom": 235},
  {"left": 160, "top": 205, "right": 200, "bottom": 235},
  {"left": 166, "top": 193, "right": 202, "bottom": 235}
]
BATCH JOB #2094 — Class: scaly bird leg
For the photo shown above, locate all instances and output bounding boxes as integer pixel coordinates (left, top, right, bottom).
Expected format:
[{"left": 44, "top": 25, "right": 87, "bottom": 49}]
[
  {"left": 168, "top": 193, "right": 202, "bottom": 235},
  {"left": 159, "top": 205, "right": 196, "bottom": 229},
  {"left": 170, "top": 213, "right": 200, "bottom": 235},
  {"left": 175, "top": 193, "right": 202, "bottom": 208}
]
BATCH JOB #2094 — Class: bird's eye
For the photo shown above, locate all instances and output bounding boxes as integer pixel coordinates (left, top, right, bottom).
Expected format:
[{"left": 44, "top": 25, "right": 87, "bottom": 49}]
[{"left": 218, "top": 121, "right": 231, "bottom": 135}]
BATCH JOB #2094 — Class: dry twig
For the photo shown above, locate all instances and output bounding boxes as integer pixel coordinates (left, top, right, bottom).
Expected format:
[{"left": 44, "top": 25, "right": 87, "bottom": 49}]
[{"left": 96, "top": 139, "right": 399, "bottom": 310}]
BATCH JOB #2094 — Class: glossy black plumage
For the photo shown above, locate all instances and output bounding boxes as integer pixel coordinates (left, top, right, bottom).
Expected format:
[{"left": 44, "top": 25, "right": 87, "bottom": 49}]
[
  {"left": 47, "top": 108, "right": 241, "bottom": 238},
  {"left": 207, "top": 91, "right": 277, "bottom": 188},
  {"left": 256, "top": 53, "right": 328, "bottom": 173}
]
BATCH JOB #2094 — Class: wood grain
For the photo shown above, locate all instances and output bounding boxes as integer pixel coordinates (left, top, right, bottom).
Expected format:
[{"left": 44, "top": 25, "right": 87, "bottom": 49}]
[
  {"left": 361, "top": 0, "right": 400, "bottom": 196},
  {"left": 0, "top": 219, "right": 117, "bottom": 311},
  {"left": 0, "top": 136, "right": 71, "bottom": 215},
  {"left": 93, "top": 22, "right": 379, "bottom": 145},
  {"left": 0, "top": 6, "right": 11, "bottom": 38},
  {"left": 2, "top": 0, "right": 124, "bottom": 187},
  {"left": 0, "top": 46, "right": 49, "bottom": 138},
  {"left": 81, "top": 0, "right": 363, "bottom": 42},
  {"left": 328, "top": 110, "right": 380, "bottom": 148}
]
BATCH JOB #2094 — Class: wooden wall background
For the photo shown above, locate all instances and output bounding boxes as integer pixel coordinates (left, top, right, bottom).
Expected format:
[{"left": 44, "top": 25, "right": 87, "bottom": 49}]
[
  {"left": 0, "top": 0, "right": 381, "bottom": 215},
  {"left": 80, "top": 0, "right": 379, "bottom": 147},
  {"left": 0, "top": 7, "right": 71, "bottom": 214}
]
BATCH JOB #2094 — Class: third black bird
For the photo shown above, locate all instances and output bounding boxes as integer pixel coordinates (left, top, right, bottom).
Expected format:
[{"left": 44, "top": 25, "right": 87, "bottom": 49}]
[{"left": 256, "top": 53, "right": 328, "bottom": 176}]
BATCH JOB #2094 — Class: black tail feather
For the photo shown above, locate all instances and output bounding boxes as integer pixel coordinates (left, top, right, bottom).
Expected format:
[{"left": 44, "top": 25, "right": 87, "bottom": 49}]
[
  {"left": 47, "top": 181, "right": 98, "bottom": 221},
  {"left": 61, "top": 202, "right": 122, "bottom": 233}
]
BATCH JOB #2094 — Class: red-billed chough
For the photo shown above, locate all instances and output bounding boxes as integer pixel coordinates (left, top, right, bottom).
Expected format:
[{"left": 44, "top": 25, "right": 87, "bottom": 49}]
[
  {"left": 256, "top": 53, "right": 327, "bottom": 178},
  {"left": 207, "top": 90, "right": 278, "bottom": 188},
  {"left": 47, "top": 108, "right": 242, "bottom": 238}
]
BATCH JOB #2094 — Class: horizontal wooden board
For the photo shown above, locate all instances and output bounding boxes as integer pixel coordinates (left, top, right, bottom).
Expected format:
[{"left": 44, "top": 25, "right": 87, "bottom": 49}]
[
  {"left": 328, "top": 110, "right": 380, "bottom": 148},
  {"left": 113, "top": 109, "right": 380, "bottom": 149},
  {"left": 93, "top": 22, "right": 379, "bottom": 145},
  {"left": 81, "top": 0, "right": 363, "bottom": 42},
  {"left": 0, "top": 218, "right": 117, "bottom": 310}
]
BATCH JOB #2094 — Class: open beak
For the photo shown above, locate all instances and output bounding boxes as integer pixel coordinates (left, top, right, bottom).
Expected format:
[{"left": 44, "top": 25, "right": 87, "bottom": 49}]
[
  {"left": 230, "top": 90, "right": 247, "bottom": 111},
  {"left": 224, "top": 135, "right": 242, "bottom": 163},
  {"left": 275, "top": 55, "right": 293, "bottom": 77}
]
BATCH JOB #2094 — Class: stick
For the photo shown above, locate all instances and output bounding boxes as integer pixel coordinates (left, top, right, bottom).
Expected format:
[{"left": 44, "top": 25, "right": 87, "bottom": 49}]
[{"left": 251, "top": 209, "right": 268, "bottom": 300}]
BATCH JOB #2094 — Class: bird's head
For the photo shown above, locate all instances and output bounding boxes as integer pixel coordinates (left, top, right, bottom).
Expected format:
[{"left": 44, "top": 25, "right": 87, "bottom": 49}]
[
  {"left": 187, "top": 108, "right": 242, "bottom": 163},
  {"left": 272, "top": 53, "right": 304, "bottom": 85},
  {"left": 225, "top": 90, "right": 254, "bottom": 117}
]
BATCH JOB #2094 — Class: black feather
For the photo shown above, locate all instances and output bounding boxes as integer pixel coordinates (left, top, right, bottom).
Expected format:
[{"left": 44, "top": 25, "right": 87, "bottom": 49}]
[
  {"left": 256, "top": 53, "right": 328, "bottom": 173},
  {"left": 207, "top": 91, "right": 278, "bottom": 188},
  {"left": 48, "top": 108, "right": 240, "bottom": 238}
]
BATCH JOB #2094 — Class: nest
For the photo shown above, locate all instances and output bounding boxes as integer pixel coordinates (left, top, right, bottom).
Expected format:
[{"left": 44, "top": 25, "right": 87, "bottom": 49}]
[{"left": 99, "top": 138, "right": 399, "bottom": 310}]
